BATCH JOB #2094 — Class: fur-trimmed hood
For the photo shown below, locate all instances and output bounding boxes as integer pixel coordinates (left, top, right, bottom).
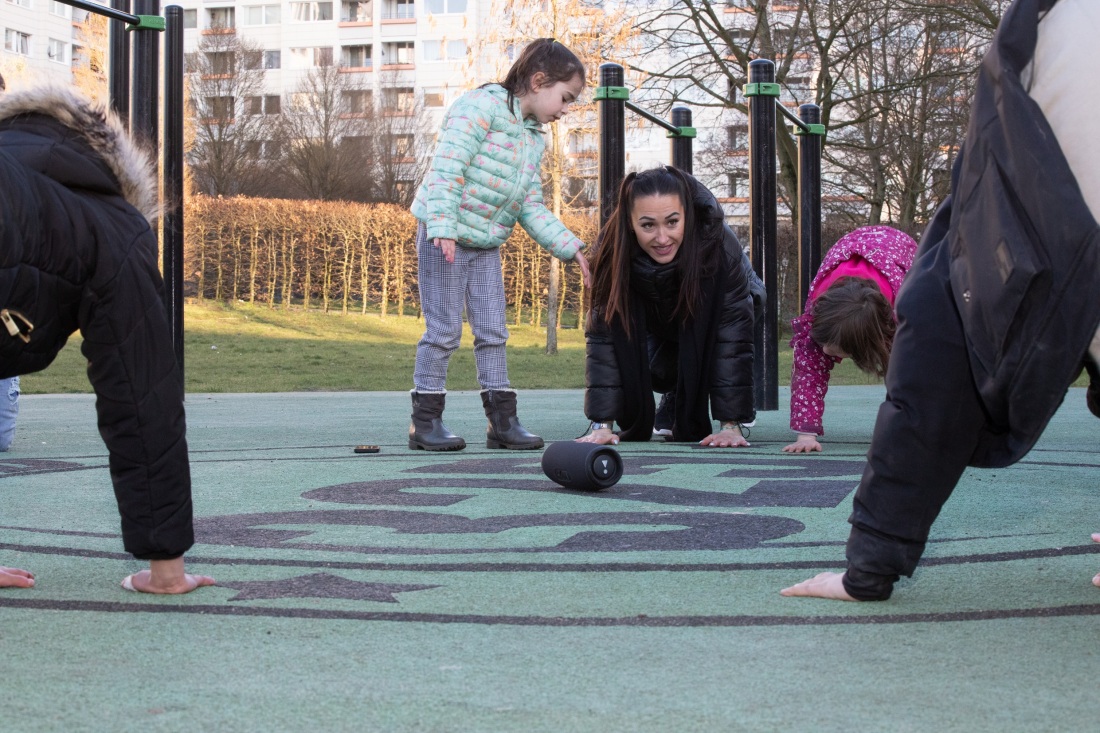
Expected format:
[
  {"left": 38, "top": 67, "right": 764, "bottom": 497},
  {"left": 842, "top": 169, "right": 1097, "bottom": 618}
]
[{"left": 0, "top": 82, "right": 158, "bottom": 223}]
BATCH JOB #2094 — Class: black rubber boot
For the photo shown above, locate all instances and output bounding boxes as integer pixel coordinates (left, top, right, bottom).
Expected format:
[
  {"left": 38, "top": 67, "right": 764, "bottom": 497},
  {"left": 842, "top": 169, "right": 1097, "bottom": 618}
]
[
  {"left": 408, "top": 392, "right": 466, "bottom": 451},
  {"left": 482, "top": 390, "right": 544, "bottom": 450}
]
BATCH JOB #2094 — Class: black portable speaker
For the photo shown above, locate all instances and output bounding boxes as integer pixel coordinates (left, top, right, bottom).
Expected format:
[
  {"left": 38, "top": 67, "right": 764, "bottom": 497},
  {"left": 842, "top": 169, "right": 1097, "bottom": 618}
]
[{"left": 540, "top": 441, "right": 623, "bottom": 491}]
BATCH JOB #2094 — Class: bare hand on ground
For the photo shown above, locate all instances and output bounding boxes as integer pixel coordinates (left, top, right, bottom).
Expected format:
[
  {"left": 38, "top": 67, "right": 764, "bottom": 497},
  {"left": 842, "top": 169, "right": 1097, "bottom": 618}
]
[
  {"left": 122, "top": 557, "right": 215, "bottom": 595},
  {"left": 780, "top": 571, "right": 857, "bottom": 601},
  {"left": 1, "top": 566, "right": 35, "bottom": 588},
  {"left": 699, "top": 428, "right": 749, "bottom": 448},
  {"left": 783, "top": 434, "right": 822, "bottom": 453},
  {"left": 432, "top": 237, "right": 456, "bottom": 264},
  {"left": 576, "top": 427, "right": 618, "bottom": 445}
]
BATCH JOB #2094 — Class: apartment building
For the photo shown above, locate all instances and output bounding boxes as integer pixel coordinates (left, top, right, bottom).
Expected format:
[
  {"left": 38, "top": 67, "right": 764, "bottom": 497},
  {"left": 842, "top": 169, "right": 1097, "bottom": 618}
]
[{"left": 1, "top": 0, "right": 91, "bottom": 85}]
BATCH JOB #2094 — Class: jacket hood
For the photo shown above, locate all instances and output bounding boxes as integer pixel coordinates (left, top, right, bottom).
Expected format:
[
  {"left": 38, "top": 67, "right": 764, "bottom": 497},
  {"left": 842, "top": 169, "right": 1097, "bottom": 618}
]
[{"left": 0, "top": 82, "right": 158, "bottom": 223}]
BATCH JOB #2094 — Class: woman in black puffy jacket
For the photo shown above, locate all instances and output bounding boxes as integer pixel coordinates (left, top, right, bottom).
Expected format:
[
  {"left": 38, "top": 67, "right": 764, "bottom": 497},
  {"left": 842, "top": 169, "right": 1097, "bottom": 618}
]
[
  {"left": 0, "top": 80, "right": 212, "bottom": 594},
  {"left": 578, "top": 166, "right": 761, "bottom": 447}
]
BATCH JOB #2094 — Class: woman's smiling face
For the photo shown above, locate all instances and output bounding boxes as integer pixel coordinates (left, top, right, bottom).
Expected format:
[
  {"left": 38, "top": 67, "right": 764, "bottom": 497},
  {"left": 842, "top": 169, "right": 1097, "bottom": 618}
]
[{"left": 630, "top": 193, "right": 685, "bottom": 264}]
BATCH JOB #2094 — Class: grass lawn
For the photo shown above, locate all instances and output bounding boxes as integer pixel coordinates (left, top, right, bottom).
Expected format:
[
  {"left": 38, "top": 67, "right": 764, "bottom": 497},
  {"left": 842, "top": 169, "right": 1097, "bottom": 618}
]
[{"left": 21, "top": 300, "right": 888, "bottom": 394}]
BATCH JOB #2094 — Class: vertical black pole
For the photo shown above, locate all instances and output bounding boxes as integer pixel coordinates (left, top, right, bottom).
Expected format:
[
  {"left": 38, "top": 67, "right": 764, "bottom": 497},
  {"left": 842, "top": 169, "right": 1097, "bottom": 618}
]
[
  {"left": 797, "top": 104, "right": 823, "bottom": 313},
  {"left": 130, "top": 0, "right": 160, "bottom": 153},
  {"left": 109, "top": 0, "right": 131, "bottom": 123},
  {"left": 747, "top": 59, "right": 779, "bottom": 411},
  {"left": 164, "top": 5, "right": 185, "bottom": 380},
  {"left": 598, "top": 63, "right": 625, "bottom": 230},
  {"left": 670, "top": 106, "right": 692, "bottom": 175}
]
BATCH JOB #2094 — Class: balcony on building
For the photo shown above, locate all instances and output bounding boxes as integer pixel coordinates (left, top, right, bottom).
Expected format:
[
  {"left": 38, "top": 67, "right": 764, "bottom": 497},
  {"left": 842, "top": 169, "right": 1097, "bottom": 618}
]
[
  {"left": 340, "top": 0, "right": 374, "bottom": 25},
  {"left": 381, "top": 0, "right": 415, "bottom": 21},
  {"left": 202, "top": 8, "right": 236, "bottom": 34}
]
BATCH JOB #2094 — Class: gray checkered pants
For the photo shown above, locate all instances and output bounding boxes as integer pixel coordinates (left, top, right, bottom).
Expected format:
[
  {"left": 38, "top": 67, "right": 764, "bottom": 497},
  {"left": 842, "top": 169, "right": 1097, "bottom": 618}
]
[{"left": 413, "top": 223, "right": 511, "bottom": 392}]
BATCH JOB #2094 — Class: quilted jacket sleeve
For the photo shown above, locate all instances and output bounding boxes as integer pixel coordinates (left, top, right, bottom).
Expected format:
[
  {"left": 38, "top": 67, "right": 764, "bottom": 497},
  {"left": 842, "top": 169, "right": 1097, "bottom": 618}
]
[
  {"left": 80, "top": 217, "right": 195, "bottom": 560},
  {"left": 788, "top": 312, "right": 838, "bottom": 435},
  {"left": 708, "top": 229, "right": 756, "bottom": 423},
  {"left": 518, "top": 170, "right": 584, "bottom": 260},
  {"left": 419, "top": 92, "right": 493, "bottom": 242},
  {"left": 583, "top": 308, "right": 624, "bottom": 422}
]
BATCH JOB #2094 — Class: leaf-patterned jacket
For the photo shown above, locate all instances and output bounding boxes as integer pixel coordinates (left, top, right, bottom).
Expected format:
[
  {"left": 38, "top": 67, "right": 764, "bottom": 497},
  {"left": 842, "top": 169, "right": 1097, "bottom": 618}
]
[{"left": 411, "top": 84, "right": 583, "bottom": 260}]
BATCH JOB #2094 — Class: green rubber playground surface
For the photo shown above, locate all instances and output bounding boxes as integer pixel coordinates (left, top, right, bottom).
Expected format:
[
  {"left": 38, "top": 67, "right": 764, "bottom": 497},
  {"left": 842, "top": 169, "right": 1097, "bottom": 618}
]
[{"left": 1, "top": 387, "right": 1096, "bottom": 732}]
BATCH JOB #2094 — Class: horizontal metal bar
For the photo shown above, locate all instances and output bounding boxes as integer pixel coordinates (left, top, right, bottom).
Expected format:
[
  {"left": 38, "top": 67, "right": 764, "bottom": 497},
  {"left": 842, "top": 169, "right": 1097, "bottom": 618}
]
[
  {"left": 776, "top": 101, "right": 811, "bottom": 133},
  {"left": 625, "top": 101, "right": 680, "bottom": 135},
  {"left": 55, "top": 0, "right": 140, "bottom": 24}
]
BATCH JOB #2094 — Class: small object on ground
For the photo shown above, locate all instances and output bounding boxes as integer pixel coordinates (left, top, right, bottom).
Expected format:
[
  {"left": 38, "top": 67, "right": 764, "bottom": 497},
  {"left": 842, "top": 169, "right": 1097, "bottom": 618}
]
[
  {"left": 354, "top": 445, "right": 381, "bottom": 454},
  {"left": 541, "top": 441, "right": 623, "bottom": 491}
]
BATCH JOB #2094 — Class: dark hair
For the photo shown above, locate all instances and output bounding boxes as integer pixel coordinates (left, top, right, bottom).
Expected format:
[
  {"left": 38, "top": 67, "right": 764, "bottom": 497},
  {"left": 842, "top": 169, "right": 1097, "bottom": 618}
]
[
  {"left": 810, "top": 276, "right": 896, "bottom": 376},
  {"left": 588, "top": 166, "right": 713, "bottom": 337},
  {"left": 499, "top": 38, "right": 585, "bottom": 115}
]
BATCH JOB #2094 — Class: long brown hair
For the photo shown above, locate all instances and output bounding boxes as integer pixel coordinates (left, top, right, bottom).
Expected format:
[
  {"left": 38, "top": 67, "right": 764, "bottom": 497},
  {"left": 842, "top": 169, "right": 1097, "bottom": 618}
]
[
  {"left": 588, "top": 166, "right": 713, "bottom": 337},
  {"left": 497, "top": 38, "right": 585, "bottom": 115},
  {"left": 810, "top": 276, "right": 896, "bottom": 376}
]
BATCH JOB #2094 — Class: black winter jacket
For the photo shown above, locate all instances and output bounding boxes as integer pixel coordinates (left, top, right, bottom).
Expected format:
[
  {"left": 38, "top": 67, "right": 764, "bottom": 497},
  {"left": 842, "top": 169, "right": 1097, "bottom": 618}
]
[
  {"left": 585, "top": 173, "right": 758, "bottom": 440},
  {"left": 0, "top": 85, "right": 193, "bottom": 560},
  {"left": 943, "top": 0, "right": 1100, "bottom": 466}
]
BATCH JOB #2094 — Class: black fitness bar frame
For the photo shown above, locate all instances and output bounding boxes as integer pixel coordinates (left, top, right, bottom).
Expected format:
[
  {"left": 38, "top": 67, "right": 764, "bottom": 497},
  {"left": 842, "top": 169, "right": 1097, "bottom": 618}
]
[{"left": 58, "top": 0, "right": 186, "bottom": 380}]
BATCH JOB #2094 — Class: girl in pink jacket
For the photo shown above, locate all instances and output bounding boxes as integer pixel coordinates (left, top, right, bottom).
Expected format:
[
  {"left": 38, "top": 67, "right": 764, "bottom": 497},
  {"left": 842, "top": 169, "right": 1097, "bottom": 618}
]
[{"left": 783, "top": 226, "right": 917, "bottom": 453}]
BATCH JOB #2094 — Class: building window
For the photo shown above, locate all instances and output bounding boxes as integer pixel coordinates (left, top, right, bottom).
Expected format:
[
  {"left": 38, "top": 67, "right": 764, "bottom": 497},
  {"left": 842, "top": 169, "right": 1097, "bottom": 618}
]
[
  {"left": 183, "top": 9, "right": 197, "bottom": 28},
  {"left": 394, "top": 180, "right": 413, "bottom": 201},
  {"left": 424, "top": 0, "right": 466, "bottom": 13},
  {"left": 243, "top": 5, "right": 281, "bottom": 25},
  {"left": 246, "top": 140, "right": 282, "bottom": 160},
  {"left": 206, "top": 96, "right": 236, "bottom": 119},
  {"left": 341, "top": 0, "right": 373, "bottom": 22},
  {"left": 423, "top": 88, "right": 445, "bottom": 107},
  {"left": 47, "top": 38, "right": 68, "bottom": 64},
  {"left": 206, "top": 51, "right": 236, "bottom": 76},
  {"left": 4, "top": 30, "right": 30, "bottom": 56},
  {"left": 207, "top": 8, "right": 236, "bottom": 30},
  {"left": 343, "top": 89, "right": 373, "bottom": 114},
  {"left": 341, "top": 44, "right": 372, "bottom": 68},
  {"left": 290, "top": 2, "right": 334, "bottom": 21},
  {"left": 382, "top": 86, "right": 415, "bottom": 113},
  {"left": 263, "top": 50, "right": 281, "bottom": 69},
  {"left": 50, "top": 1, "right": 73, "bottom": 18},
  {"left": 421, "top": 39, "right": 465, "bottom": 62},
  {"left": 390, "top": 133, "right": 414, "bottom": 158},
  {"left": 568, "top": 130, "right": 597, "bottom": 155},
  {"left": 727, "top": 124, "right": 748, "bottom": 149},
  {"left": 289, "top": 46, "right": 334, "bottom": 68},
  {"left": 7, "top": 0, "right": 33, "bottom": 8},
  {"left": 382, "top": 0, "right": 415, "bottom": 20},
  {"left": 382, "top": 41, "right": 414, "bottom": 65},
  {"left": 727, "top": 171, "right": 747, "bottom": 198},
  {"left": 246, "top": 95, "right": 281, "bottom": 115}
]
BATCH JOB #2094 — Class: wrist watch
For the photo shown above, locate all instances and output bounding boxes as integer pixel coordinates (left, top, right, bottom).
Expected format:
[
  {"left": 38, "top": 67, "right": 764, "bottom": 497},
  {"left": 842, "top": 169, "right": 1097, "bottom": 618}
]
[{"left": 590, "top": 421, "right": 613, "bottom": 432}]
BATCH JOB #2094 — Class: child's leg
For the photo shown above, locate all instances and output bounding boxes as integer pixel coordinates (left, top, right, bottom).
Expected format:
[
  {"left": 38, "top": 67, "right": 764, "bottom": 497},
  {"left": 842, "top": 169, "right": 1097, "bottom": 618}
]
[
  {"left": 413, "top": 224, "right": 469, "bottom": 392},
  {"left": 0, "top": 376, "right": 18, "bottom": 452},
  {"left": 464, "top": 247, "right": 510, "bottom": 391}
]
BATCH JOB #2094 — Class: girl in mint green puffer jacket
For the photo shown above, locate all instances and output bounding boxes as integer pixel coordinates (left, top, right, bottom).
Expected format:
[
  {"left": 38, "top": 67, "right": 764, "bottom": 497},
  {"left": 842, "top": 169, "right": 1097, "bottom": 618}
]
[{"left": 407, "top": 39, "right": 591, "bottom": 453}]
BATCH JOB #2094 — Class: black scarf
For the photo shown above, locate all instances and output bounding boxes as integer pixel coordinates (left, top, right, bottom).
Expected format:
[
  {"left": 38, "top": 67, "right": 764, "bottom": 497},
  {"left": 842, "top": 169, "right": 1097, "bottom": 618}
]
[{"left": 611, "top": 258, "right": 728, "bottom": 442}]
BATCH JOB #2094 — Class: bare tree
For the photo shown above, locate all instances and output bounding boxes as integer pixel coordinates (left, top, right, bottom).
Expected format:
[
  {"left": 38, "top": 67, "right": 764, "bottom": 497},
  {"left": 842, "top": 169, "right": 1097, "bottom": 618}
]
[
  {"left": 186, "top": 28, "right": 277, "bottom": 196},
  {"left": 72, "top": 12, "right": 108, "bottom": 101},
  {"left": 812, "top": 2, "right": 991, "bottom": 226},
  {"left": 632, "top": 0, "right": 1010, "bottom": 228},
  {"left": 365, "top": 80, "right": 435, "bottom": 206},
  {"left": 276, "top": 63, "right": 374, "bottom": 201}
]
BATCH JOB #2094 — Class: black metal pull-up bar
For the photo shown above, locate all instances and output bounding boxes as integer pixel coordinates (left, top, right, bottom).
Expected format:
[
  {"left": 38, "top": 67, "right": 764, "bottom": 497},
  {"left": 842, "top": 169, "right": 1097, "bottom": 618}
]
[
  {"left": 744, "top": 58, "right": 824, "bottom": 411},
  {"left": 55, "top": 0, "right": 187, "bottom": 383},
  {"left": 596, "top": 63, "right": 697, "bottom": 229}
]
